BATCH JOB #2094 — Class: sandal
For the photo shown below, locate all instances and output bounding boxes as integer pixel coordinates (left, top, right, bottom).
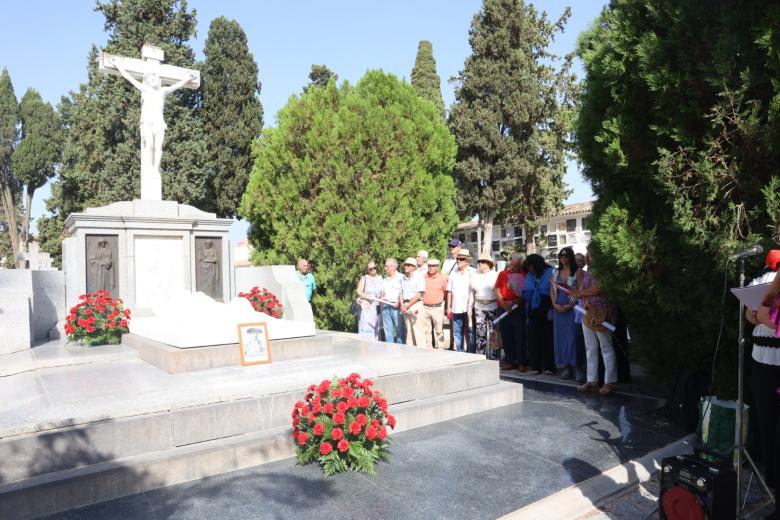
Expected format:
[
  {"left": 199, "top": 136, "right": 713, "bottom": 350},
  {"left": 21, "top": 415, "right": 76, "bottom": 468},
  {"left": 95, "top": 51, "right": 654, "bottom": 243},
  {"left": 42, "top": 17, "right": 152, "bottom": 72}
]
[
  {"left": 577, "top": 382, "right": 598, "bottom": 392},
  {"left": 598, "top": 384, "right": 614, "bottom": 396}
]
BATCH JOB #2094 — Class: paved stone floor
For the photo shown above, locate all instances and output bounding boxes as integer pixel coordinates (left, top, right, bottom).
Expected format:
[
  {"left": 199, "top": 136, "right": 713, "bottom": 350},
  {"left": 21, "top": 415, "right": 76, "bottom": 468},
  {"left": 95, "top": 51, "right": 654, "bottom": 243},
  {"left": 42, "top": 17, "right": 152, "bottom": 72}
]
[{"left": 45, "top": 381, "right": 684, "bottom": 520}]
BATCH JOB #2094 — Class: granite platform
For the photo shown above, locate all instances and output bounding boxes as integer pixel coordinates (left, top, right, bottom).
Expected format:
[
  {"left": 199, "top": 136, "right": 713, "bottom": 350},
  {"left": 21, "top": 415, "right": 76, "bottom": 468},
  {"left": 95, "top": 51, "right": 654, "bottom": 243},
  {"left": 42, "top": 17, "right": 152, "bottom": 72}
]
[
  {"left": 39, "top": 381, "right": 689, "bottom": 520},
  {"left": 0, "top": 332, "right": 522, "bottom": 519}
]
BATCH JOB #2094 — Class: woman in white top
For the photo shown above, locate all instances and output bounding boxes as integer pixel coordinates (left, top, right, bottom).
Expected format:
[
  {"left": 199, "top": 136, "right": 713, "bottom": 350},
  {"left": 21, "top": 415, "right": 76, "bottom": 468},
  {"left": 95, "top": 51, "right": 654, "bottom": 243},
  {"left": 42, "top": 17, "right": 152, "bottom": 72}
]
[{"left": 470, "top": 253, "right": 499, "bottom": 358}]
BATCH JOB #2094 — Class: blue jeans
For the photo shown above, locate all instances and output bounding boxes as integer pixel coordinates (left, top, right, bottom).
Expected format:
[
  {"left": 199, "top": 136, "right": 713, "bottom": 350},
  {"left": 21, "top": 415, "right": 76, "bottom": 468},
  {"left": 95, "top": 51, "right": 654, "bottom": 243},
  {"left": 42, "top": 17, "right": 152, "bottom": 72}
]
[
  {"left": 381, "top": 305, "right": 405, "bottom": 344},
  {"left": 451, "top": 312, "right": 475, "bottom": 352}
]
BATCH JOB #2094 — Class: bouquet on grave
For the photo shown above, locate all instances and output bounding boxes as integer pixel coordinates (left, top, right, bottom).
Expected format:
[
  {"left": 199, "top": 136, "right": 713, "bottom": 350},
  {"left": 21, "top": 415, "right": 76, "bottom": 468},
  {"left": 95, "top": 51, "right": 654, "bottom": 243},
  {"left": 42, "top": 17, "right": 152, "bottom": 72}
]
[
  {"left": 64, "top": 290, "right": 131, "bottom": 346},
  {"left": 292, "top": 373, "right": 396, "bottom": 476},
  {"left": 238, "top": 286, "right": 284, "bottom": 319}
]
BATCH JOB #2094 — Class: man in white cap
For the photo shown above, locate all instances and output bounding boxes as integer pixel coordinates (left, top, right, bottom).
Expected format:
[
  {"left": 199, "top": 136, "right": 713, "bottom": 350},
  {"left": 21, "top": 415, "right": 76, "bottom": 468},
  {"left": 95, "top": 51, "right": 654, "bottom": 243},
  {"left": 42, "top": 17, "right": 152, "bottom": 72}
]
[
  {"left": 399, "top": 257, "right": 425, "bottom": 346},
  {"left": 422, "top": 258, "right": 448, "bottom": 348},
  {"left": 442, "top": 239, "right": 462, "bottom": 276}
]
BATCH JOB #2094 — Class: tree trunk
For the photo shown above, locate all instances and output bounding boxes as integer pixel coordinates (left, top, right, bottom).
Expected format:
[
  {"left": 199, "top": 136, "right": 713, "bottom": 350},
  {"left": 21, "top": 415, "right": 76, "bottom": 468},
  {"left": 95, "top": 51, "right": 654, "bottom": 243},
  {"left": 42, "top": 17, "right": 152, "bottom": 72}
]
[
  {"left": 481, "top": 211, "right": 494, "bottom": 258},
  {"left": 0, "top": 184, "right": 19, "bottom": 268},
  {"left": 22, "top": 187, "right": 34, "bottom": 253}
]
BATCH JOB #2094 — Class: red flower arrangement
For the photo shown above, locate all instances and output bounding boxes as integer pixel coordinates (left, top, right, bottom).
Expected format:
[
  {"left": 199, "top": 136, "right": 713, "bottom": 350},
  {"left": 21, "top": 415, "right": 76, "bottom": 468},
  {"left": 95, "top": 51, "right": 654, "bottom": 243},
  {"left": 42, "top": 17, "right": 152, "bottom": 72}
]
[
  {"left": 238, "top": 286, "right": 284, "bottom": 319},
  {"left": 64, "top": 290, "right": 131, "bottom": 346},
  {"left": 293, "top": 373, "right": 396, "bottom": 476}
]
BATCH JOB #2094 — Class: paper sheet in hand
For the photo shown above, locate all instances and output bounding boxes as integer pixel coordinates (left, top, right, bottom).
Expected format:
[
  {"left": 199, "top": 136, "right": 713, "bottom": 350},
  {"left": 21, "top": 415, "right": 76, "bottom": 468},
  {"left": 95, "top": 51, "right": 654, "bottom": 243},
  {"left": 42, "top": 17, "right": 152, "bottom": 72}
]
[{"left": 730, "top": 283, "right": 772, "bottom": 311}]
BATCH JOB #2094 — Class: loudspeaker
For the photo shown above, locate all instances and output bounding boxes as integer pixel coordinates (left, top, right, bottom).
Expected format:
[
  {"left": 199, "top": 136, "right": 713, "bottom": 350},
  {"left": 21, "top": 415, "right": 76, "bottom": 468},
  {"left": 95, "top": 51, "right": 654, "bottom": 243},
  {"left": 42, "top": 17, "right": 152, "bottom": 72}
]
[{"left": 659, "top": 448, "right": 736, "bottom": 520}]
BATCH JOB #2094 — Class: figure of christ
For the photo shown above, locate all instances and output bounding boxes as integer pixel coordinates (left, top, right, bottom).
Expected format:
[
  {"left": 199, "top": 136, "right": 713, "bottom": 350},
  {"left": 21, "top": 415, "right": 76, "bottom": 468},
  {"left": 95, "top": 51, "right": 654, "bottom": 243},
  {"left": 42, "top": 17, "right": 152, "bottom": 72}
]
[
  {"left": 89, "top": 240, "right": 115, "bottom": 293},
  {"left": 197, "top": 240, "right": 220, "bottom": 298},
  {"left": 108, "top": 56, "right": 196, "bottom": 200}
]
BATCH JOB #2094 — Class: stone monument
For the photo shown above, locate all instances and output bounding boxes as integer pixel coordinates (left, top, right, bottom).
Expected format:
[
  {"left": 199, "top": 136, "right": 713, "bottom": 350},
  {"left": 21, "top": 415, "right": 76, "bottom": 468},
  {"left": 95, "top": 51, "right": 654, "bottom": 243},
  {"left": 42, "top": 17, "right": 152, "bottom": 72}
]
[{"left": 61, "top": 44, "right": 315, "bottom": 344}]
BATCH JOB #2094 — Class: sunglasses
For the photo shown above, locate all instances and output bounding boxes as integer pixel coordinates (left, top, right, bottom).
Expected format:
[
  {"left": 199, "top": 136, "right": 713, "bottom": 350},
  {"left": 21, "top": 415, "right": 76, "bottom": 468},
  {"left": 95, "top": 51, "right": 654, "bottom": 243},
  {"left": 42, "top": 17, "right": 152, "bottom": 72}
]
[{"left": 368, "top": 266, "right": 377, "bottom": 270}]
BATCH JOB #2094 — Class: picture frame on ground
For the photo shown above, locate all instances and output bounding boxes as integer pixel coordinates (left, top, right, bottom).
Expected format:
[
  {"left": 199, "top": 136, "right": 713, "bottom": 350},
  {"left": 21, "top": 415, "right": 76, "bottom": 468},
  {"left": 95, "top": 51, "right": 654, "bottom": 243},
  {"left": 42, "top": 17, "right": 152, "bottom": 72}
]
[{"left": 237, "top": 322, "right": 272, "bottom": 365}]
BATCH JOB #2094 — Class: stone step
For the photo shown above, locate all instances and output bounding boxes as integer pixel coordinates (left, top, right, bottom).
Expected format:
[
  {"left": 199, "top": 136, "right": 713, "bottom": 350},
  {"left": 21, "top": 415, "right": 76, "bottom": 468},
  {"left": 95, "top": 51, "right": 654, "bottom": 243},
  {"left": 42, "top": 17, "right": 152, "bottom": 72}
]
[
  {"left": 0, "top": 381, "right": 523, "bottom": 520},
  {"left": 0, "top": 356, "right": 498, "bottom": 483}
]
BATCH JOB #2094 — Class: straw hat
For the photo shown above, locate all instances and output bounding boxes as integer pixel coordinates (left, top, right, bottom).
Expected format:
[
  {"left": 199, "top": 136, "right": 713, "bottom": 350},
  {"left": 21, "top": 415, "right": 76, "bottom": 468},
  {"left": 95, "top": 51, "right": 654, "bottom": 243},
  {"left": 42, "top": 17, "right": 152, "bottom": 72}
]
[
  {"left": 476, "top": 252, "right": 494, "bottom": 266},
  {"left": 403, "top": 257, "right": 417, "bottom": 267},
  {"left": 456, "top": 248, "right": 472, "bottom": 259}
]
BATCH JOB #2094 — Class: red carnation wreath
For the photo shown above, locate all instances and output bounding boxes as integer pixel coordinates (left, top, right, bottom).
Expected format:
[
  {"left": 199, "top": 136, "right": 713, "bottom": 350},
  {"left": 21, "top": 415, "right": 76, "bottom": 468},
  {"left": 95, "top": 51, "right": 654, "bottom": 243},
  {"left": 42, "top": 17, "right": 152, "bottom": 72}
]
[
  {"left": 64, "top": 290, "right": 131, "bottom": 346},
  {"left": 238, "top": 286, "right": 284, "bottom": 319},
  {"left": 293, "top": 373, "right": 396, "bottom": 476}
]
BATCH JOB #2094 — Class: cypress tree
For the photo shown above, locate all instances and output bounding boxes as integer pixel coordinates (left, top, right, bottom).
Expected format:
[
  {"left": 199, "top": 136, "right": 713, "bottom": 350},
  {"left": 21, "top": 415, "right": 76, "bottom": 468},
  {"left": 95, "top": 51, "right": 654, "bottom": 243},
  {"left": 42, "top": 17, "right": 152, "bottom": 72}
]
[
  {"left": 576, "top": 0, "right": 780, "bottom": 390},
  {"left": 0, "top": 68, "right": 20, "bottom": 266},
  {"left": 449, "top": 0, "right": 575, "bottom": 256},
  {"left": 201, "top": 16, "right": 263, "bottom": 218},
  {"left": 241, "top": 70, "right": 458, "bottom": 331},
  {"left": 410, "top": 40, "right": 444, "bottom": 117},
  {"left": 305, "top": 65, "right": 338, "bottom": 91},
  {"left": 13, "top": 89, "right": 63, "bottom": 254}
]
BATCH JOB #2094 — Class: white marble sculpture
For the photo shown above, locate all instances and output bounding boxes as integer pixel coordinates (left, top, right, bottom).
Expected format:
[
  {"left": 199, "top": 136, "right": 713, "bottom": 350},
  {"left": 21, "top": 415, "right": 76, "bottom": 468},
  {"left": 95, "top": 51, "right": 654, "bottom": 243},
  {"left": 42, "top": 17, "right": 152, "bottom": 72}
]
[
  {"left": 99, "top": 45, "right": 200, "bottom": 201},
  {"left": 129, "top": 291, "right": 316, "bottom": 348}
]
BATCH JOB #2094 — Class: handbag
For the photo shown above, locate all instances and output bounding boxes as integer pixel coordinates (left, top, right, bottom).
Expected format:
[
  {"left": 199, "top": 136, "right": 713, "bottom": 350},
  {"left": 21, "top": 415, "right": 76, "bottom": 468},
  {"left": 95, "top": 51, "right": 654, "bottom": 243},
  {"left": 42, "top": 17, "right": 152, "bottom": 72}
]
[
  {"left": 488, "top": 329, "right": 503, "bottom": 351},
  {"left": 349, "top": 298, "right": 361, "bottom": 317},
  {"left": 350, "top": 276, "right": 366, "bottom": 317},
  {"left": 582, "top": 298, "right": 613, "bottom": 333}
]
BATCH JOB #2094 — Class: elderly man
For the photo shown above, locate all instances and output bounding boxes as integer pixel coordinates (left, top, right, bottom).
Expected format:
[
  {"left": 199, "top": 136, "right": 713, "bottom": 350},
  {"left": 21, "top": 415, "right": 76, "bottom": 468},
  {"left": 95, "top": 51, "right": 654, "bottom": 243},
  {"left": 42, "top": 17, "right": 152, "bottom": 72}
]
[
  {"left": 422, "top": 258, "right": 448, "bottom": 348},
  {"left": 380, "top": 258, "right": 405, "bottom": 344},
  {"left": 495, "top": 252, "right": 527, "bottom": 371},
  {"left": 296, "top": 258, "right": 316, "bottom": 303},
  {"left": 442, "top": 239, "right": 462, "bottom": 276},
  {"left": 400, "top": 257, "right": 425, "bottom": 346},
  {"left": 415, "top": 250, "right": 429, "bottom": 278},
  {"left": 446, "top": 249, "right": 474, "bottom": 352}
]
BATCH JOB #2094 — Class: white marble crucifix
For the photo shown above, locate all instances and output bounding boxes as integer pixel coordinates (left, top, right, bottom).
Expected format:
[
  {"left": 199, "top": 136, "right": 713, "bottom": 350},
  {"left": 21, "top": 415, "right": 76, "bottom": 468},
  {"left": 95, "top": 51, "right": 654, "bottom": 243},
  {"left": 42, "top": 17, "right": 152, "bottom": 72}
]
[{"left": 99, "top": 45, "right": 200, "bottom": 201}]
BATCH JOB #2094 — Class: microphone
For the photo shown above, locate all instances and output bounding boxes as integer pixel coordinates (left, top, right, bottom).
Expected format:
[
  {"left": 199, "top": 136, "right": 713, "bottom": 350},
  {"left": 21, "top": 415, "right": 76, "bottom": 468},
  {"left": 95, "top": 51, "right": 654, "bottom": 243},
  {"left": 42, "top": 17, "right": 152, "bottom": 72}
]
[{"left": 729, "top": 244, "right": 763, "bottom": 261}]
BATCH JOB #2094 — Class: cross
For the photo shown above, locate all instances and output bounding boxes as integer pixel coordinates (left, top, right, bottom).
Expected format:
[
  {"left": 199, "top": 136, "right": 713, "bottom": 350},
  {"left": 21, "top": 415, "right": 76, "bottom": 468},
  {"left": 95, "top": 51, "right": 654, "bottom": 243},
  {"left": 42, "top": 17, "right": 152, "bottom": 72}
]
[{"left": 99, "top": 45, "right": 200, "bottom": 201}]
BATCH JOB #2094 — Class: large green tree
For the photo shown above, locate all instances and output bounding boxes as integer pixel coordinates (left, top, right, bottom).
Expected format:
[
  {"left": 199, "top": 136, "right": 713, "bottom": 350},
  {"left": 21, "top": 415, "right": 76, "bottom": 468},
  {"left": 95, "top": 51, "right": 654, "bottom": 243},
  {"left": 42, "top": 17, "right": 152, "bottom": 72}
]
[
  {"left": 0, "top": 71, "right": 63, "bottom": 268},
  {"left": 576, "top": 0, "right": 780, "bottom": 390},
  {"left": 13, "top": 89, "right": 63, "bottom": 254},
  {"left": 240, "top": 70, "right": 458, "bottom": 331},
  {"left": 410, "top": 40, "right": 444, "bottom": 117},
  {"left": 449, "top": 0, "right": 575, "bottom": 256},
  {"left": 40, "top": 0, "right": 209, "bottom": 260},
  {"left": 201, "top": 16, "right": 263, "bottom": 218},
  {"left": 0, "top": 68, "right": 20, "bottom": 267}
]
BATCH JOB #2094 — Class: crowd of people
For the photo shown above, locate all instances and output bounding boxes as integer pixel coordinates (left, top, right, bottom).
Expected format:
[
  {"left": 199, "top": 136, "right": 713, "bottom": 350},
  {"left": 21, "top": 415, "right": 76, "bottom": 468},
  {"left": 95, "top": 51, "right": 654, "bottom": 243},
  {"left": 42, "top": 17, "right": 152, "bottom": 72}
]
[{"left": 350, "top": 239, "right": 621, "bottom": 396}]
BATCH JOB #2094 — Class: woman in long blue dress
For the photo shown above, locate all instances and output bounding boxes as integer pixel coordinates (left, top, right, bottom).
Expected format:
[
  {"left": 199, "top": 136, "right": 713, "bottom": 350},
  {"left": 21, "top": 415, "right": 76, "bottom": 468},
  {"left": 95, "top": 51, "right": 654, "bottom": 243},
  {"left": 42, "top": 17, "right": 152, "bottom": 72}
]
[{"left": 550, "top": 247, "right": 578, "bottom": 379}]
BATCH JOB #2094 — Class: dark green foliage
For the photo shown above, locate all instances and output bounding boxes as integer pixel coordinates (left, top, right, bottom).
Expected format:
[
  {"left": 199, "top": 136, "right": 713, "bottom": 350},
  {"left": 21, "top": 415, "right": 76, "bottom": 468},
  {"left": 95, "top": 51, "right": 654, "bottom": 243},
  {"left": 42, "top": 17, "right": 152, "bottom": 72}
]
[
  {"left": 13, "top": 89, "right": 63, "bottom": 249},
  {"left": 0, "top": 68, "right": 20, "bottom": 266},
  {"left": 240, "top": 70, "right": 458, "bottom": 331},
  {"left": 449, "top": 0, "right": 575, "bottom": 255},
  {"left": 576, "top": 0, "right": 780, "bottom": 393},
  {"left": 410, "top": 41, "right": 444, "bottom": 117},
  {"left": 305, "top": 64, "right": 338, "bottom": 91},
  {"left": 201, "top": 16, "right": 263, "bottom": 218}
]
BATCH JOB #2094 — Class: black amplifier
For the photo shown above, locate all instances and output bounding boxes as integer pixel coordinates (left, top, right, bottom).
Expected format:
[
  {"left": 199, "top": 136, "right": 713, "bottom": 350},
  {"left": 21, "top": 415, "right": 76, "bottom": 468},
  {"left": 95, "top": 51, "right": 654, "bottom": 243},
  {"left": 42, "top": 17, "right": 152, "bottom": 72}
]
[{"left": 659, "top": 447, "right": 736, "bottom": 520}]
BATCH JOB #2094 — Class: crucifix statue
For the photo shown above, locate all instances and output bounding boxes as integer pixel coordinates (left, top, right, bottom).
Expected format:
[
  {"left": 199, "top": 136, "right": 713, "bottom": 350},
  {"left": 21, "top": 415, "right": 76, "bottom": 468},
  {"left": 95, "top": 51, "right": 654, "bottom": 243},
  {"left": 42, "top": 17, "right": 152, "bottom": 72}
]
[{"left": 99, "top": 45, "right": 200, "bottom": 201}]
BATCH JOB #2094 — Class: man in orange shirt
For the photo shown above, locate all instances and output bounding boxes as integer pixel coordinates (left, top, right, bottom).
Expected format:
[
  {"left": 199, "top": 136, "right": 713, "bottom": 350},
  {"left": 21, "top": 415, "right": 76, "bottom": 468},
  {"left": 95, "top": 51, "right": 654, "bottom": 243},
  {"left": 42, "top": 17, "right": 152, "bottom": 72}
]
[{"left": 422, "top": 258, "right": 448, "bottom": 348}]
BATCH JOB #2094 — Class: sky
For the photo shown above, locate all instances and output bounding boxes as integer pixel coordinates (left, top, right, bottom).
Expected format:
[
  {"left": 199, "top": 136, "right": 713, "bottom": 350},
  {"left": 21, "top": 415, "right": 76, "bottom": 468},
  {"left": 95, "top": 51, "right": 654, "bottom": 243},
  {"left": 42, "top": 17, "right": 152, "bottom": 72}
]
[{"left": 0, "top": 0, "right": 604, "bottom": 243}]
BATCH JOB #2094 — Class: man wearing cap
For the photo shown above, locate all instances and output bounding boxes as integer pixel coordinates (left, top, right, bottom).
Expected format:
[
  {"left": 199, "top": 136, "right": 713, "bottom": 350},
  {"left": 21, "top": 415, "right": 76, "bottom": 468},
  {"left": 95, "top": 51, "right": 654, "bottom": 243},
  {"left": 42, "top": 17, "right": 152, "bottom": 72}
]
[
  {"left": 447, "top": 249, "right": 474, "bottom": 352},
  {"left": 422, "top": 258, "right": 449, "bottom": 348},
  {"left": 442, "top": 239, "right": 462, "bottom": 276},
  {"left": 400, "top": 257, "right": 426, "bottom": 346}
]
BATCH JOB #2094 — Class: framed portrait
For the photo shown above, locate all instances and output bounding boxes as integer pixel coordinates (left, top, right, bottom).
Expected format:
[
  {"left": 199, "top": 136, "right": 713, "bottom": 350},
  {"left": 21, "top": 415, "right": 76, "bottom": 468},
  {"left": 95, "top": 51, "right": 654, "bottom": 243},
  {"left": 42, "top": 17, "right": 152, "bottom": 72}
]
[{"left": 237, "top": 322, "right": 272, "bottom": 366}]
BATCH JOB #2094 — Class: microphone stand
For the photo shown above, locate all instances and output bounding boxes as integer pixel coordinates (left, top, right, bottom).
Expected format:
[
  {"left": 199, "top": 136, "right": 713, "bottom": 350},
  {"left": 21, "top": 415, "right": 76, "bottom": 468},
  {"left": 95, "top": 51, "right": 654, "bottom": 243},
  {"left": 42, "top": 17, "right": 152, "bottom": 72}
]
[{"left": 734, "top": 257, "right": 774, "bottom": 518}]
